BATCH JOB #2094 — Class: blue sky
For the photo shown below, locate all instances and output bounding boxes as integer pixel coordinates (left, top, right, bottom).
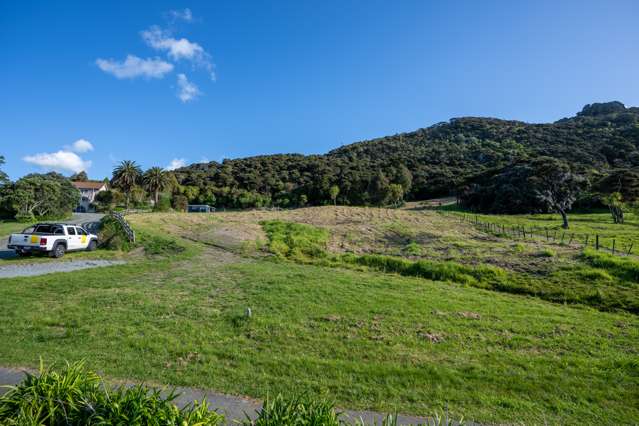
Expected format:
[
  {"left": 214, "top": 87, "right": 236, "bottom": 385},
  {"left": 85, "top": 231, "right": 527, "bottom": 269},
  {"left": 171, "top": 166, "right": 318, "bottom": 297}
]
[{"left": 1, "top": 0, "right": 638, "bottom": 180}]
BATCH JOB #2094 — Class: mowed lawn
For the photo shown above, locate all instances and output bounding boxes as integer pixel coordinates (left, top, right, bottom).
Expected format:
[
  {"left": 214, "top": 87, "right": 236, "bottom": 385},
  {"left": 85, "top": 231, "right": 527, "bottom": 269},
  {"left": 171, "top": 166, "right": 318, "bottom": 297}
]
[{"left": 0, "top": 234, "right": 637, "bottom": 424}]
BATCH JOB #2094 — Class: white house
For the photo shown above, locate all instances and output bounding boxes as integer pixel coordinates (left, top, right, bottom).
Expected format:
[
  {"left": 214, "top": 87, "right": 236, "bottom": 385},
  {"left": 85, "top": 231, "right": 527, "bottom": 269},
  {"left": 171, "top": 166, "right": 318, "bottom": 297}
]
[{"left": 72, "top": 181, "right": 107, "bottom": 212}]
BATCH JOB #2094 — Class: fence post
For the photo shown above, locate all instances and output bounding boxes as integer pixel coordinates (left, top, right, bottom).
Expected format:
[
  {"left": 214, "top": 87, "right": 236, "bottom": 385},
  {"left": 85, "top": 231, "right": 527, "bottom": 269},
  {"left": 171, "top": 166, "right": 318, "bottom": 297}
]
[
  {"left": 596, "top": 235, "right": 599, "bottom": 250},
  {"left": 546, "top": 229, "right": 549, "bottom": 241},
  {"left": 612, "top": 239, "right": 616, "bottom": 255},
  {"left": 585, "top": 235, "right": 589, "bottom": 247},
  {"left": 628, "top": 243, "right": 634, "bottom": 255}
]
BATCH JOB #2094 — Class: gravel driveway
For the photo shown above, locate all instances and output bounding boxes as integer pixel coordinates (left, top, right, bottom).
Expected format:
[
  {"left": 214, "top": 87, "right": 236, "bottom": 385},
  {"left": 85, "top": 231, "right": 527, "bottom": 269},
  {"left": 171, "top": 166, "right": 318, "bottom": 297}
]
[{"left": 0, "top": 260, "right": 126, "bottom": 279}]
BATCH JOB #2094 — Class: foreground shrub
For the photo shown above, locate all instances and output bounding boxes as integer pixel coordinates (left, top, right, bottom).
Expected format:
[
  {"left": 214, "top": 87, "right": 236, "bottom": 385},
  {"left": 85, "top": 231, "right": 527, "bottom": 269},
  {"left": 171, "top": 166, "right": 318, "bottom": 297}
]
[
  {"left": 246, "top": 394, "right": 341, "bottom": 426},
  {"left": 245, "top": 394, "right": 464, "bottom": 426},
  {"left": 98, "top": 215, "right": 132, "bottom": 251},
  {"left": 0, "top": 361, "right": 223, "bottom": 425}
]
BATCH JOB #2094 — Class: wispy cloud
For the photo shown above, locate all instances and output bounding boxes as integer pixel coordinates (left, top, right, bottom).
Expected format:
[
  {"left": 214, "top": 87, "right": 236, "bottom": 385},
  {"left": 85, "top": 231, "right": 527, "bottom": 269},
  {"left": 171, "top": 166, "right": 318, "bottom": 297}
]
[
  {"left": 24, "top": 151, "right": 92, "bottom": 173},
  {"left": 166, "top": 158, "right": 187, "bottom": 170},
  {"left": 96, "top": 54, "right": 174, "bottom": 79},
  {"left": 65, "top": 139, "right": 94, "bottom": 153},
  {"left": 168, "top": 8, "right": 193, "bottom": 23},
  {"left": 141, "top": 26, "right": 215, "bottom": 80},
  {"left": 176, "top": 74, "right": 201, "bottom": 102}
]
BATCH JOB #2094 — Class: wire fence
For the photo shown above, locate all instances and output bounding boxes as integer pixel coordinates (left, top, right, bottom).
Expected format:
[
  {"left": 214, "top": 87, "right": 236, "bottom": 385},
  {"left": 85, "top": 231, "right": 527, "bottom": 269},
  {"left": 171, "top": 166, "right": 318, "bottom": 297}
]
[{"left": 445, "top": 212, "right": 636, "bottom": 257}]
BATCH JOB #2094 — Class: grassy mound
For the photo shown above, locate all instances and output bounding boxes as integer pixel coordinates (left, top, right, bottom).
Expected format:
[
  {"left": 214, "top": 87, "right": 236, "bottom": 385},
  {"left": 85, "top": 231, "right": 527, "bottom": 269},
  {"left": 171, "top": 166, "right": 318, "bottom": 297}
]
[
  {"left": 261, "top": 220, "right": 329, "bottom": 261},
  {"left": 258, "top": 219, "right": 639, "bottom": 313},
  {"left": 344, "top": 254, "right": 506, "bottom": 286},
  {"left": 581, "top": 248, "right": 639, "bottom": 282}
]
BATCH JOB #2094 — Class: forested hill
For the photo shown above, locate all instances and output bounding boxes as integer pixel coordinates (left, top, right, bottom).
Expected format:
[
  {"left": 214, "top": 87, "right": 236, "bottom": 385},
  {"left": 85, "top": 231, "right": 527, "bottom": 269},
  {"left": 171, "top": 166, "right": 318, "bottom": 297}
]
[{"left": 174, "top": 101, "right": 639, "bottom": 208}]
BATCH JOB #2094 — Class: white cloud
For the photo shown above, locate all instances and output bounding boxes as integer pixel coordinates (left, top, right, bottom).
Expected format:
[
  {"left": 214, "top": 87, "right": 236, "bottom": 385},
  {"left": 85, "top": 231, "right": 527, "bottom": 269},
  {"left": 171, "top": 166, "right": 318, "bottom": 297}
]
[
  {"left": 166, "top": 158, "right": 187, "bottom": 170},
  {"left": 141, "top": 26, "right": 215, "bottom": 80},
  {"left": 66, "top": 139, "right": 94, "bottom": 153},
  {"left": 141, "top": 26, "right": 202, "bottom": 61},
  {"left": 176, "top": 74, "right": 201, "bottom": 102},
  {"left": 96, "top": 54, "right": 174, "bottom": 79},
  {"left": 23, "top": 151, "right": 92, "bottom": 173},
  {"left": 168, "top": 8, "right": 193, "bottom": 22}
]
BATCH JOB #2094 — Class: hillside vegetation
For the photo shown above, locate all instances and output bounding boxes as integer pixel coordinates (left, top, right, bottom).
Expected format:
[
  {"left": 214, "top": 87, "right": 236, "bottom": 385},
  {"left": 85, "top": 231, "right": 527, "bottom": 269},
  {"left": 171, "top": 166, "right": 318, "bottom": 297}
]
[{"left": 173, "top": 102, "right": 639, "bottom": 209}]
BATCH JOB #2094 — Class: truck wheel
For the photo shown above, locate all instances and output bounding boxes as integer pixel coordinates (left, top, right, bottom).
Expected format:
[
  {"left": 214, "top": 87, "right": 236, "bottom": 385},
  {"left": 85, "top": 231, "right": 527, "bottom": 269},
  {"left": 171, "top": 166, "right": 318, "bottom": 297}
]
[
  {"left": 50, "top": 244, "right": 66, "bottom": 258},
  {"left": 17, "top": 250, "right": 31, "bottom": 257},
  {"left": 87, "top": 240, "right": 98, "bottom": 252}
]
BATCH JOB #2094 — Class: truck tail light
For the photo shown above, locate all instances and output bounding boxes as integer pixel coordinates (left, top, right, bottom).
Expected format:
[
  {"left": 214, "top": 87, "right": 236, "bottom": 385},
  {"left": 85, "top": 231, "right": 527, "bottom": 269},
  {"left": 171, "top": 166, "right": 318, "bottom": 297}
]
[{"left": 40, "top": 238, "right": 47, "bottom": 246}]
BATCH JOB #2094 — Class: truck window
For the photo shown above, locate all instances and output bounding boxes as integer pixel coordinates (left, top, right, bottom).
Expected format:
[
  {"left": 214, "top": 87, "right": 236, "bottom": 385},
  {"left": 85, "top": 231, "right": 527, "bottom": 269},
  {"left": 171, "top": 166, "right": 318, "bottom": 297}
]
[
  {"left": 22, "top": 226, "right": 35, "bottom": 233},
  {"left": 53, "top": 227, "right": 65, "bottom": 235},
  {"left": 77, "top": 228, "right": 88, "bottom": 235},
  {"left": 34, "top": 225, "right": 54, "bottom": 234},
  {"left": 67, "top": 227, "right": 76, "bottom": 235}
]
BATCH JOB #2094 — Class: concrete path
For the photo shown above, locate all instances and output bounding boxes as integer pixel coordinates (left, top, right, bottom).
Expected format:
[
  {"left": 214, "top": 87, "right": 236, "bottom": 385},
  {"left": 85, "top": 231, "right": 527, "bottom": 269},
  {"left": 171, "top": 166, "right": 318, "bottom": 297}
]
[{"left": 0, "top": 367, "right": 439, "bottom": 425}]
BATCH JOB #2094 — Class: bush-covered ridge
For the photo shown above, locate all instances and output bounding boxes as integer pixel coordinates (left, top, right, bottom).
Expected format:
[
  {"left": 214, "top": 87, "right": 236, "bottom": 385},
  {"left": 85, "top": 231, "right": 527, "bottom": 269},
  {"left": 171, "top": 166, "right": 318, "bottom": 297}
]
[{"left": 174, "top": 101, "right": 639, "bottom": 208}]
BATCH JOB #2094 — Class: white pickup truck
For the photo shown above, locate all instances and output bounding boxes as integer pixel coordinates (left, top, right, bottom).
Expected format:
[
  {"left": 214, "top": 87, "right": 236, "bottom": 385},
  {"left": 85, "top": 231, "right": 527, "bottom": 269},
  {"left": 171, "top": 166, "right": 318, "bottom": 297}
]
[{"left": 8, "top": 223, "right": 98, "bottom": 258}]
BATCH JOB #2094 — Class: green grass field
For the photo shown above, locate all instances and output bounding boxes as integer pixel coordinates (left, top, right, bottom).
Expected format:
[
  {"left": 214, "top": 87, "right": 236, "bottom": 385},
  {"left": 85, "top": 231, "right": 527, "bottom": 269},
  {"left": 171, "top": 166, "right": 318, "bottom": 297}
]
[
  {"left": 0, "top": 208, "right": 638, "bottom": 424},
  {"left": 0, "top": 221, "right": 28, "bottom": 238},
  {"left": 448, "top": 210, "right": 639, "bottom": 254}
]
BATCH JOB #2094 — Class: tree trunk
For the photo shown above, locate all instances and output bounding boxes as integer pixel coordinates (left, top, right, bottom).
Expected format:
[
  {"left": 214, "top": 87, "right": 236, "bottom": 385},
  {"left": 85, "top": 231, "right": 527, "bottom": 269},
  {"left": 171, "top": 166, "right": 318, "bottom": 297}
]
[
  {"left": 155, "top": 189, "right": 159, "bottom": 206},
  {"left": 559, "top": 209, "right": 569, "bottom": 229},
  {"left": 609, "top": 206, "right": 624, "bottom": 224}
]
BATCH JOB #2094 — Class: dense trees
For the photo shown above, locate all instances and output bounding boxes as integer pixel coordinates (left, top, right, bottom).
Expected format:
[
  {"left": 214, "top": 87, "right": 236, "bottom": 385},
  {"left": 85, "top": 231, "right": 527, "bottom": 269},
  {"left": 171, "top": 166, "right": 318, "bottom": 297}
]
[
  {"left": 4, "top": 173, "right": 80, "bottom": 221},
  {"left": 173, "top": 102, "right": 639, "bottom": 213},
  {"left": 2, "top": 101, "right": 638, "bottom": 220},
  {"left": 595, "top": 168, "right": 639, "bottom": 223},
  {"left": 70, "top": 171, "right": 88, "bottom": 181}
]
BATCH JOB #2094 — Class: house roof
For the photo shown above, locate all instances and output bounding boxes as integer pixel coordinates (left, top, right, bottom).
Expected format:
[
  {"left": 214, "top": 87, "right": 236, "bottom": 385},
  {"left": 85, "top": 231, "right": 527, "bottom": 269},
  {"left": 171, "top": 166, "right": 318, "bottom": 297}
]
[{"left": 72, "top": 181, "right": 106, "bottom": 190}]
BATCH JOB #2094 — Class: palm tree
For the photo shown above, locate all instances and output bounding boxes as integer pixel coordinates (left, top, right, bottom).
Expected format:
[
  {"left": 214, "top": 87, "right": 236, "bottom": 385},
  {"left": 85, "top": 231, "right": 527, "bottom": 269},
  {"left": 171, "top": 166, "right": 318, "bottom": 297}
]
[
  {"left": 112, "top": 160, "right": 142, "bottom": 209},
  {"left": 143, "top": 167, "right": 172, "bottom": 206}
]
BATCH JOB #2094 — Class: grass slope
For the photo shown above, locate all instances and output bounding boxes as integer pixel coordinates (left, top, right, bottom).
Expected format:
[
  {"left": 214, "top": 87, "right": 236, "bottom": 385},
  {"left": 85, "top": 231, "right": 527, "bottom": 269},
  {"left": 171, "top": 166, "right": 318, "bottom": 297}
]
[
  {"left": 448, "top": 210, "right": 639, "bottom": 254},
  {"left": 0, "top": 220, "right": 637, "bottom": 424}
]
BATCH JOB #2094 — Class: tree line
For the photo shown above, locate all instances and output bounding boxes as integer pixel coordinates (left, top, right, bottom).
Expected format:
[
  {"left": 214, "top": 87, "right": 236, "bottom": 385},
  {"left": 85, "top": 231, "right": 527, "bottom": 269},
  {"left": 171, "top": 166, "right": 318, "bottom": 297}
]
[{"left": 1, "top": 101, "right": 638, "bottom": 227}]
